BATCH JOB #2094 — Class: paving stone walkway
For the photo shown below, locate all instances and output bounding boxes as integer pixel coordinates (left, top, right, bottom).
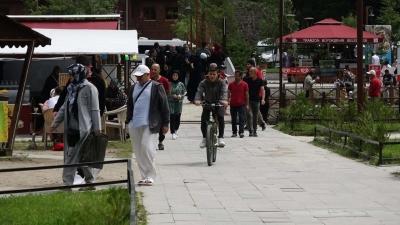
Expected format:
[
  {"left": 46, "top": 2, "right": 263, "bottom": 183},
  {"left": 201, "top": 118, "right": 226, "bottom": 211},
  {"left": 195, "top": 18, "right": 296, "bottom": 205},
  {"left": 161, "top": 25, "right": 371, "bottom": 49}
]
[{"left": 136, "top": 103, "right": 400, "bottom": 225}]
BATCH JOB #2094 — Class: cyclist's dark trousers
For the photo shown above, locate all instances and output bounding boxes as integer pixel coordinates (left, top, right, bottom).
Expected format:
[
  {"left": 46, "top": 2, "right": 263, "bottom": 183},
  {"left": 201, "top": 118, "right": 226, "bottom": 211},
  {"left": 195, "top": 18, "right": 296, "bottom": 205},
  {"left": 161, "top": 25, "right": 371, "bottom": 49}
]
[
  {"left": 230, "top": 105, "right": 245, "bottom": 135},
  {"left": 158, "top": 130, "right": 165, "bottom": 143},
  {"left": 201, "top": 108, "right": 224, "bottom": 138},
  {"left": 260, "top": 103, "right": 269, "bottom": 123},
  {"left": 248, "top": 101, "right": 260, "bottom": 133},
  {"left": 170, "top": 113, "right": 182, "bottom": 134}
]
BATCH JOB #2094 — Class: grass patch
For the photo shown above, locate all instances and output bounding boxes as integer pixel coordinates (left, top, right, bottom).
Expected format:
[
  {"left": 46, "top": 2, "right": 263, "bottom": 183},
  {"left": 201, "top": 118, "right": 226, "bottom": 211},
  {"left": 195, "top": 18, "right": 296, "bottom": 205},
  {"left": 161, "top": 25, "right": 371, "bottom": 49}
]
[
  {"left": 385, "top": 123, "right": 400, "bottom": 132},
  {"left": 383, "top": 144, "right": 400, "bottom": 163},
  {"left": 0, "top": 188, "right": 147, "bottom": 225},
  {"left": 108, "top": 141, "right": 132, "bottom": 158},
  {"left": 13, "top": 140, "right": 46, "bottom": 151},
  {"left": 313, "top": 139, "right": 359, "bottom": 160},
  {"left": 264, "top": 67, "right": 279, "bottom": 73},
  {"left": 274, "top": 122, "right": 316, "bottom": 136},
  {"left": 11, "top": 139, "right": 132, "bottom": 158}
]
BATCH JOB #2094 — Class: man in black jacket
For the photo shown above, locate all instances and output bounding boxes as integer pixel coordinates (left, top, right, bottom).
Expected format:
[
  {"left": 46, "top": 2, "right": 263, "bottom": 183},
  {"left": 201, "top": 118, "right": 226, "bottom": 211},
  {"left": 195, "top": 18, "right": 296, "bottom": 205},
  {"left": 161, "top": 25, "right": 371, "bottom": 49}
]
[{"left": 126, "top": 65, "right": 170, "bottom": 186}]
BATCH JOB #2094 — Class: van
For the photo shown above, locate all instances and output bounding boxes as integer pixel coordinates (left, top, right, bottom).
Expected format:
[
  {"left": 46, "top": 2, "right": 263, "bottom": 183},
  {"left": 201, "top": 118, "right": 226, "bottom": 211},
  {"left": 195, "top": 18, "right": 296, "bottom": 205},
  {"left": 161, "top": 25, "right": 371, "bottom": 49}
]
[
  {"left": 136, "top": 37, "right": 188, "bottom": 63},
  {"left": 257, "top": 39, "right": 279, "bottom": 63}
]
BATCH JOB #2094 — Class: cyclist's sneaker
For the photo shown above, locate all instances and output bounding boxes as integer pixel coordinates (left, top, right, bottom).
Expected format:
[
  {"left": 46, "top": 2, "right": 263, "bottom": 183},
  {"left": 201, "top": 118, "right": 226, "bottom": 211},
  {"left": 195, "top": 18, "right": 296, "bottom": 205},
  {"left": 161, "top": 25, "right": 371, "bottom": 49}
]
[
  {"left": 200, "top": 138, "right": 206, "bottom": 148},
  {"left": 218, "top": 138, "right": 225, "bottom": 147},
  {"left": 239, "top": 133, "right": 244, "bottom": 138},
  {"left": 172, "top": 133, "right": 178, "bottom": 140},
  {"left": 231, "top": 133, "right": 237, "bottom": 137},
  {"left": 158, "top": 143, "right": 164, "bottom": 150}
]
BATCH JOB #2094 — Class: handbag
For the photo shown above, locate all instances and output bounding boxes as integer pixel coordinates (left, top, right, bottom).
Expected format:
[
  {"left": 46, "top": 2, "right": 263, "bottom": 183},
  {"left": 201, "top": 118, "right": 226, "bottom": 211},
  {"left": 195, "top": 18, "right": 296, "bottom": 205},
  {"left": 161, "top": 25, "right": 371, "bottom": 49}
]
[{"left": 80, "top": 132, "right": 109, "bottom": 169}]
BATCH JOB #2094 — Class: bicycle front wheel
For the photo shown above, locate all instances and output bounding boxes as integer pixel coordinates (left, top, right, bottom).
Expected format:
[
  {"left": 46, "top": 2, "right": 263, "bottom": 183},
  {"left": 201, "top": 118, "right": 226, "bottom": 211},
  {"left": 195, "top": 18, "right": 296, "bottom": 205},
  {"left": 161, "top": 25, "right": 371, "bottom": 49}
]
[
  {"left": 206, "top": 124, "right": 216, "bottom": 166},
  {"left": 212, "top": 124, "right": 218, "bottom": 163}
]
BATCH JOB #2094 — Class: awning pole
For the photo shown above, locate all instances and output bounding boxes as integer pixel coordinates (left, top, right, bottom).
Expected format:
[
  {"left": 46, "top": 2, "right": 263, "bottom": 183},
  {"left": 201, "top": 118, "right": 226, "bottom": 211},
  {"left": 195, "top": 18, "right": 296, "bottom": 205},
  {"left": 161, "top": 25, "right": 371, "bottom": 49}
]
[{"left": 6, "top": 41, "right": 35, "bottom": 156}]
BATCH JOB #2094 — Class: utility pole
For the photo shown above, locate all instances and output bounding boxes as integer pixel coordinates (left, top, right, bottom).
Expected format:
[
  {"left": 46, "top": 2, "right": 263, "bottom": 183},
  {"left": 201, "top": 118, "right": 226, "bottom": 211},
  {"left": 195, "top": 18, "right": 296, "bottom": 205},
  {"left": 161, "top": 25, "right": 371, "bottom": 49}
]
[
  {"left": 357, "top": 0, "right": 364, "bottom": 111},
  {"left": 125, "top": 0, "right": 129, "bottom": 30},
  {"left": 279, "top": 0, "right": 284, "bottom": 109},
  {"left": 200, "top": 4, "right": 206, "bottom": 45}
]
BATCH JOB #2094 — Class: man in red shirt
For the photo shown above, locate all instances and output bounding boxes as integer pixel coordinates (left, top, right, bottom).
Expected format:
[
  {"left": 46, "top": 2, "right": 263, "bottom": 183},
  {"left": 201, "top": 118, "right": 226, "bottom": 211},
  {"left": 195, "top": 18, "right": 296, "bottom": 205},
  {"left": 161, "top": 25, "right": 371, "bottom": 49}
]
[
  {"left": 228, "top": 70, "right": 249, "bottom": 138},
  {"left": 367, "top": 69, "right": 382, "bottom": 99},
  {"left": 151, "top": 63, "right": 171, "bottom": 150}
]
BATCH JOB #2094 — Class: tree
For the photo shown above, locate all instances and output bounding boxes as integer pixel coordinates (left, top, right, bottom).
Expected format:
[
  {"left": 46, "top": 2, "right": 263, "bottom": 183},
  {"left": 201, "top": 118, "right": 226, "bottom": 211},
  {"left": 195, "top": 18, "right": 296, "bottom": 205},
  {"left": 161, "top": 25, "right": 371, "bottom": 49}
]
[
  {"left": 176, "top": 0, "right": 298, "bottom": 66},
  {"left": 342, "top": 13, "right": 356, "bottom": 28},
  {"left": 378, "top": 0, "right": 400, "bottom": 42},
  {"left": 292, "top": 0, "right": 355, "bottom": 27},
  {"left": 23, "top": 0, "right": 118, "bottom": 15}
]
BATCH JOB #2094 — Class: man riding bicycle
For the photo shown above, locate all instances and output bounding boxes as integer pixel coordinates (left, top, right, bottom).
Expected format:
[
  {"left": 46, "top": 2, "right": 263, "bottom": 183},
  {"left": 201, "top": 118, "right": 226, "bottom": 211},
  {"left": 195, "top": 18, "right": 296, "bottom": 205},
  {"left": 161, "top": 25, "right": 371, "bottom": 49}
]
[{"left": 194, "top": 63, "right": 228, "bottom": 148}]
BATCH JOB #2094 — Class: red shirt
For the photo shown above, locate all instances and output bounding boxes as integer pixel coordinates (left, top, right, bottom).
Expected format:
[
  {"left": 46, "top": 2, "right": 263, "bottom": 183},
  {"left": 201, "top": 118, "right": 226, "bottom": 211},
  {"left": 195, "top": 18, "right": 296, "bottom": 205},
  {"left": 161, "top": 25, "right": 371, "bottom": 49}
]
[
  {"left": 155, "top": 75, "right": 170, "bottom": 94},
  {"left": 369, "top": 76, "right": 382, "bottom": 97},
  {"left": 228, "top": 80, "right": 248, "bottom": 107},
  {"left": 256, "top": 68, "right": 264, "bottom": 80}
]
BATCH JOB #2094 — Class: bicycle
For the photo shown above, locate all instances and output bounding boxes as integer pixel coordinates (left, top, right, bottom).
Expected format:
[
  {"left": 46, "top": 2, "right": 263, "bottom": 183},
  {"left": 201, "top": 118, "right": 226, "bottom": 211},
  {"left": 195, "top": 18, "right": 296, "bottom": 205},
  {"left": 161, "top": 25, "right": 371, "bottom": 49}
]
[{"left": 202, "top": 102, "right": 223, "bottom": 166}]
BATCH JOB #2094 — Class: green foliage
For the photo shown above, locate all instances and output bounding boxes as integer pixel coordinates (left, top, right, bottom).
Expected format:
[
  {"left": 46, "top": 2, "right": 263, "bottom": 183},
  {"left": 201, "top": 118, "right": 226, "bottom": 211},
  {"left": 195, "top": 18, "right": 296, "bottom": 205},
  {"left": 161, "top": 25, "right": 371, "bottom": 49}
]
[
  {"left": 280, "top": 93, "right": 312, "bottom": 128},
  {"left": 350, "top": 100, "right": 394, "bottom": 143},
  {"left": 280, "top": 97, "right": 397, "bottom": 143},
  {"left": 23, "top": 0, "right": 118, "bottom": 15},
  {"left": 378, "top": 0, "right": 400, "bottom": 42},
  {"left": 0, "top": 188, "right": 143, "bottom": 225},
  {"left": 341, "top": 13, "right": 356, "bottom": 28}
]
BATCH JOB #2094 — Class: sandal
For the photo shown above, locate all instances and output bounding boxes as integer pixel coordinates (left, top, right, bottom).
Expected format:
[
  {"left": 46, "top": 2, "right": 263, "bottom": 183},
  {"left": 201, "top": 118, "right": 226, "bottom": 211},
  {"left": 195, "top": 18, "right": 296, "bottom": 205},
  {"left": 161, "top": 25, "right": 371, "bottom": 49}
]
[{"left": 137, "top": 178, "right": 154, "bottom": 186}]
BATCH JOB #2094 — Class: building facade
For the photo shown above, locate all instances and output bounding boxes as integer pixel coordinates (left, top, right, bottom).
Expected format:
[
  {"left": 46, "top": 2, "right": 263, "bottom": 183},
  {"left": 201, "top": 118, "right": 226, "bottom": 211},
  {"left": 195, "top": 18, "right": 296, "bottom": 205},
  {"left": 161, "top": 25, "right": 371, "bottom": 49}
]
[
  {"left": 1, "top": 0, "right": 178, "bottom": 39},
  {"left": 0, "top": 0, "right": 24, "bottom": 15},
  {"left": 122, "top": 0, "right": 178, "bottom": 39}
]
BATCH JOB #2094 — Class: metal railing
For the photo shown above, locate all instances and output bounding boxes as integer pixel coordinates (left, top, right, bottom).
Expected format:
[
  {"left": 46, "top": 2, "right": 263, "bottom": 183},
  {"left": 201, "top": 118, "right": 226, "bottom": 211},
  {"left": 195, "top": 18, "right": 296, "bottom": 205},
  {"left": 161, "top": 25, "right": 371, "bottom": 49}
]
[
  {"left": 314, "top": 125, "right": 400, "bottom": 165},
  {"left": 0, "top": 159, "right": 136, "bottom": 225}
]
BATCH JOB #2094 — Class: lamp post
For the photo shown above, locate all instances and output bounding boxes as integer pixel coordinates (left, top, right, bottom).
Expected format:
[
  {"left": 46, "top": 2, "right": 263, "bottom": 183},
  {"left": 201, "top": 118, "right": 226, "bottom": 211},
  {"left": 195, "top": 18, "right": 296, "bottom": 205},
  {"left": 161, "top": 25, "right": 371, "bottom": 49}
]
[
  {"left": 279, "top": 0, "right": 284, "bottom": 109},
  {"left": 304, "top": 17, "right": 314, "bottom": 28},
  {"left": 357, "top": 0, "right": 364, "bottom": 111}
]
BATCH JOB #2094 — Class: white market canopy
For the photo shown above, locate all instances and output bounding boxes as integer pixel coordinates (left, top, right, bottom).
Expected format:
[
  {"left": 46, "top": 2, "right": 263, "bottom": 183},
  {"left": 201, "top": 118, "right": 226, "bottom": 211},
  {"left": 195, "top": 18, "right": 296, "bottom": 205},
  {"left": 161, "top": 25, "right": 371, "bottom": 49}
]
[{"left": 0, "top": 29, "right": 138, "bottom": 55}]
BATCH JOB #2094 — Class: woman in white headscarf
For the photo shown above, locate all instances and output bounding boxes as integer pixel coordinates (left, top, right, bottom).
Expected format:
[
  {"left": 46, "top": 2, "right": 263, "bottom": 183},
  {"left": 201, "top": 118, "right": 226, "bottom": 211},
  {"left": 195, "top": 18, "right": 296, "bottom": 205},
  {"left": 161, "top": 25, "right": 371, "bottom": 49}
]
[{"left": 51, "top": 63, "right": 101, "bottom": 186}]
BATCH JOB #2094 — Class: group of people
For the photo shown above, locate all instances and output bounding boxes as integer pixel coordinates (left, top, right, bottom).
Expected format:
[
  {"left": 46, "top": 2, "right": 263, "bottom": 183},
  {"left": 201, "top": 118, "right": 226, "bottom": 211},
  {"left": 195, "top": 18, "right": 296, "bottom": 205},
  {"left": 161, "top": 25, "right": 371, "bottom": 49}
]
[
  {"left": 39, "top": 41, "right": 274, "bottom": 188},
  {"left": 128, "top": 57, "right": 271, "bottom": 186}
]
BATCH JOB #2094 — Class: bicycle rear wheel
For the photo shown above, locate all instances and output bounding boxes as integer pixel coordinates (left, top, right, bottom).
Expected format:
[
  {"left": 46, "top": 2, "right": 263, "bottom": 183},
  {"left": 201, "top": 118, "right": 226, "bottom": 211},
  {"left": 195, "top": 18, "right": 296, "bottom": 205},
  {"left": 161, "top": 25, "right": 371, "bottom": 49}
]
[{"left": 206, "top": 124, "right": 215, "bottom": 166}]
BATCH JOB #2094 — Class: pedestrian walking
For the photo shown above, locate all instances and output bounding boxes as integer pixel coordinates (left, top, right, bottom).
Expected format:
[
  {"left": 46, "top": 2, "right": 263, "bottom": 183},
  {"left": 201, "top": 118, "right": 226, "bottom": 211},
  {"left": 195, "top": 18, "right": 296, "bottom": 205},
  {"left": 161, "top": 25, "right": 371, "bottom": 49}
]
[
  {"left": 367, "top": 70, "right": 382, "bottom": 100},
  {"left": 228, "top": 70, "right": 248, "bottom": 138},
  {"left": 243, "top": 67, "right": 265, "bottom": 137},
  {"left": 150, "top": 63, "right": 171, "bottom": 150},
  {"left": 51, "top": 63, "right": 101, "bottom": 188},
  {"left": 126, "top": 65, "right": 170, "bottom": 186},
  {"left": 259, "top": 80, "right": 270, "bottom": 124},
  {"left": 169, "top": 70, "right": 186, "bottom": 140},
  {"left": 304, "top": 71, "right": 319, "bottom": 98}
]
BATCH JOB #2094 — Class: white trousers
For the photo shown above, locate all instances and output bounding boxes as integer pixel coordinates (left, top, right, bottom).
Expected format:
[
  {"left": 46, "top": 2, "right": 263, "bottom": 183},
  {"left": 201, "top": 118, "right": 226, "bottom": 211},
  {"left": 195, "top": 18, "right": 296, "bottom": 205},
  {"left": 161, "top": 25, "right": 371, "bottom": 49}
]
[{"left": 129, "top": 125, "right": 157, "bottom": 181}]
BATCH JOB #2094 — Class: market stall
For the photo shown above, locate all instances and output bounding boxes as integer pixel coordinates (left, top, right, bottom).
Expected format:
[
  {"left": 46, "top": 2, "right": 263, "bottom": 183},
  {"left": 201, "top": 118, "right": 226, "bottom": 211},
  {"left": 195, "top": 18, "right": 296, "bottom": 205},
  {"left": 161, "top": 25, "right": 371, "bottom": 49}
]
[
  {"left": 280, "top": 18, "right": 383, "bottom": 82},
  {"left": 0, "top": 15, "right": 51, "bottom": 156}
]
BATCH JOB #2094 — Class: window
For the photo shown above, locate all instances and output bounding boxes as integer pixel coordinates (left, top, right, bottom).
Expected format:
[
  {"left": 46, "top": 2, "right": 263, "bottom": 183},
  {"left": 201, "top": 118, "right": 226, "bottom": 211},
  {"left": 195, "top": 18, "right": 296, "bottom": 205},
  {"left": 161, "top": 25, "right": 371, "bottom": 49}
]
[
  {"left": 143, "top": 7, "right": 156, "bottom": 20},
  {"left": 165, "top": 7, "right": 178, "bottom": 20}
]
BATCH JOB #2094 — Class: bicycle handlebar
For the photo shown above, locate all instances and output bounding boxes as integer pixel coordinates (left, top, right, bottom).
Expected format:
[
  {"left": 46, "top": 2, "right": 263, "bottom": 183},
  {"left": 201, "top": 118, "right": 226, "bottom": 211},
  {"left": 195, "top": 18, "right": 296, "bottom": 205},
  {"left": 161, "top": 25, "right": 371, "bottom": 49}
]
[{"left": 201, "top": 102, "right": 224, "bottom": 107}]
